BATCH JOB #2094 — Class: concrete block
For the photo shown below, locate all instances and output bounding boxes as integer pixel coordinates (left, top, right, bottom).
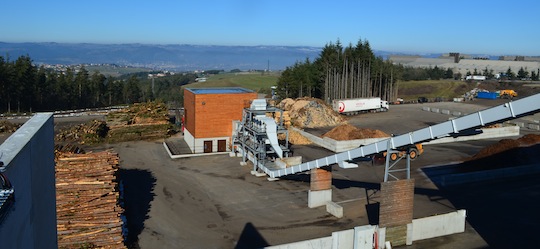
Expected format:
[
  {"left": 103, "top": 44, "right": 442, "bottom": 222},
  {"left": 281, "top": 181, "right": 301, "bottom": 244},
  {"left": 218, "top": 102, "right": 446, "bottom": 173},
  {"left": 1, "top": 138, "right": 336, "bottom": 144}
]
[
  {"left": 411, "top": 210, "right": 466, "bottom": 242},
  {"left": 275, "top": 156, "right": 302, "bottom": 169},
  {"left": 431, "top": 108, "right": 439, "bottom": 113},
  {"left": 513, "top": 121, "right": 525, "bottom": 127},
  {"left": 308, "top": 189, "right": 332, "bottom": 208},
  {"left": 326, "top": 201, "right": 343, "bottom": 218},
  {"left": 338, "top": 161, "right": 358, "bottom": 169},
  {"left": 452, "top": 111, "right": 461, "bottom": 116},
  {"left": 406, "top": 223, "right": 413, "bottom": 245},
  {"left": 528, "top": 124, "right": 540, "bottom": 130},
  {"left": 441, "top": 109, "right": 450, "bottom": 115},
  {"left": 422, "top": 106, "right": 430, "bottom": 111},
  {"left": 332, "top": 229, "right": 354, "bottom": 249},
  {"left": 240, "top": 162, "right": 248, "bottom": 166},
  {"left": 377, "top": 227, "right": 386, "bottom": 249},
  {"left": 354, "top": 225, "right": 376, "bottom": 249}
]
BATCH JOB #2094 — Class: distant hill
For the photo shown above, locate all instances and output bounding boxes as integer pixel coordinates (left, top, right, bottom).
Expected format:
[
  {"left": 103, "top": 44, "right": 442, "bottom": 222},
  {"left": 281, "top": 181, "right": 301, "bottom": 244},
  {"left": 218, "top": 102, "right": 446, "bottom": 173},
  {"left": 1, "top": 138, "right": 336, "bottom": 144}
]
[{"left": 0, "top": 42, "right": 325, "bottom": 71}]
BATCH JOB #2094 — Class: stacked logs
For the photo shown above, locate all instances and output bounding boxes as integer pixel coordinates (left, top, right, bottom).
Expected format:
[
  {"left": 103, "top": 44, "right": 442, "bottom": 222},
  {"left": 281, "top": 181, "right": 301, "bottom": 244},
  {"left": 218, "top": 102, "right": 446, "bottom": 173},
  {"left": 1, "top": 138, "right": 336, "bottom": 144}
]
[{"left": 55, "top": 150, "right": 126, "bottom": 249}]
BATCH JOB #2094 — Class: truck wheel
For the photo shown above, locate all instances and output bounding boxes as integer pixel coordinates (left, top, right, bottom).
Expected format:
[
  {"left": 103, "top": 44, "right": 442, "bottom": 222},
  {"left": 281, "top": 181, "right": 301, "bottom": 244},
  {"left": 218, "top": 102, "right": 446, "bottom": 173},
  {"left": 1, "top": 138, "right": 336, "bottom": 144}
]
[
  {"left": 390, "top": 153, "right": 399, "bottom": 161},
  {"left": 409, "top": 148, "right": 418, "bottom": 160}
]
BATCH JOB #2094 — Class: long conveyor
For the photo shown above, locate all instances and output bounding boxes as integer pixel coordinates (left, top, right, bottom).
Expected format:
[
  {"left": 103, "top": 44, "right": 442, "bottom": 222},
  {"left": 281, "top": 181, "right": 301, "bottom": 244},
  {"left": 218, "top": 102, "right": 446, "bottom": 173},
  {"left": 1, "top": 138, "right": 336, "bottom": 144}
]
[{"left": 257, "top": 93, "right": 540, "bottom": 178}]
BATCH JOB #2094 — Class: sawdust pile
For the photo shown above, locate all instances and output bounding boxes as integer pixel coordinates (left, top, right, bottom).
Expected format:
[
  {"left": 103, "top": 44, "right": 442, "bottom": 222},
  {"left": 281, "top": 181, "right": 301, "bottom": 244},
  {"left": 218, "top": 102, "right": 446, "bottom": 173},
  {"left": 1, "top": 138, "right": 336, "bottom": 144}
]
[
  {"left": 322, "top": 124, "right": 390, "bottom": 141},
  {"left": 281, "top": 129, "right": 312, "bottom": 145},
  {"left": 470, "top": 134, "right": 540, "bottom": 160},
  {"left": 278, "top": 97, "right": 345, "bottom": 128}
]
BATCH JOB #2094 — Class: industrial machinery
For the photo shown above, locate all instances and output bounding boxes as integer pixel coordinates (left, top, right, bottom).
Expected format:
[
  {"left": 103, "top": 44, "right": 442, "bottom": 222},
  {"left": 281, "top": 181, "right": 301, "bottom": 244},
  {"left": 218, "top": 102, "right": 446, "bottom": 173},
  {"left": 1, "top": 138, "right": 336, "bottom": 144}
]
[
  {"left": 382, "top": 143, "right": 423, "bottom": 161},
  {"left": 498, "top": 90, "right": 518, "bottom": 99},
  {"left": 241, "top": 93, "right": 540, "bottom": 179},
  {"left": 332, "top": 97, "right": 389, "bottom": 115},
  {"left": 233, "top": 99, "right": 291, "bottom": 173}
]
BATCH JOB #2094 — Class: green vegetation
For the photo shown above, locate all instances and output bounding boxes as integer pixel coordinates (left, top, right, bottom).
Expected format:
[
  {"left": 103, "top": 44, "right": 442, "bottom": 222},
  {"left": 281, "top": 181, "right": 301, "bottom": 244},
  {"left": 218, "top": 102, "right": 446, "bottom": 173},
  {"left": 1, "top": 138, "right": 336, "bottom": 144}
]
[
  {"left": 397, "top": 80, "right": 472, "bottom": 101},
  {"left": 85, "top": 65, "right": 152, "bottom": 77},
  {"left": 185, "top": 72, "right": 279, "bottom": 92}
]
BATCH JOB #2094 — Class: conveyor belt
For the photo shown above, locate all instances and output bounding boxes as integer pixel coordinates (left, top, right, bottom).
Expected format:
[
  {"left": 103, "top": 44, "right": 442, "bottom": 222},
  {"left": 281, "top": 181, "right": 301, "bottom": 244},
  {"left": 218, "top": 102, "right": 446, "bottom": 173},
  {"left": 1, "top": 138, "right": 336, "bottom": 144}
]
[{"left": 257, "top": 93, "right": 540, "bottom": 178}]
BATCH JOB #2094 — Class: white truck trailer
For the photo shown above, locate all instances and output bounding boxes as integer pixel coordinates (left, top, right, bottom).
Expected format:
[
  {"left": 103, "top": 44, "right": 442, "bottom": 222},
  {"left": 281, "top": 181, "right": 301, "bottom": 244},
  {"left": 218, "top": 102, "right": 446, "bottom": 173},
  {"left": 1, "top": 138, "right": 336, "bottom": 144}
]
[{"left": 332, "top": 97, "right": 389, "bottom": 115}]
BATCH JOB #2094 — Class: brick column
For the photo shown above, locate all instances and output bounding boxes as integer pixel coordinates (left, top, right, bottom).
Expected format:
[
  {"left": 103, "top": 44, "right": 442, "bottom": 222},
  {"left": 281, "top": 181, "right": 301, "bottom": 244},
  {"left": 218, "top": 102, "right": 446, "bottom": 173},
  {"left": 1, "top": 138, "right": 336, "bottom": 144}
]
[
  {"left": 379, "top": 179, "right": 415, "bottom": 247},
  {"left": 308, "top": 166, "right": 332, "bottom": 208}
]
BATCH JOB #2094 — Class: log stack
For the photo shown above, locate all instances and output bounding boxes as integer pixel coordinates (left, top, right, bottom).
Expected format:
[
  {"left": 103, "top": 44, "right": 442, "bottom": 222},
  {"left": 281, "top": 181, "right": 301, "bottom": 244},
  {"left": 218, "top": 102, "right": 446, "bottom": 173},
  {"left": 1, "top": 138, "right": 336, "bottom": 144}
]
[{"left": 55, "top": 150, "right": 126, "bottom": 249}]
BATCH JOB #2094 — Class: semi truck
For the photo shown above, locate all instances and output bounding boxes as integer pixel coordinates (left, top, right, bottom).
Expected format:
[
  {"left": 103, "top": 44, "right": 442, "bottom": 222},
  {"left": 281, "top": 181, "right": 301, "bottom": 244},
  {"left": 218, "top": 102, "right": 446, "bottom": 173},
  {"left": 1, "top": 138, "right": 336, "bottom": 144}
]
[{"left": 332, "top": 97, "right": 389, "bottom": 115}]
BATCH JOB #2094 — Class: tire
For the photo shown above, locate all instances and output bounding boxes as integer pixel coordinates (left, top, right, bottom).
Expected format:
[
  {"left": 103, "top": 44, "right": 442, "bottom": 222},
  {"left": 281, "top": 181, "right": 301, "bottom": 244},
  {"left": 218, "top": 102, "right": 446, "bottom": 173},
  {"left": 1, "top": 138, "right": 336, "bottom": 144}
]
[
  {"left": 390, "top": 153, "right": 399, "bottom": 161},
  {"left": 409, "top": 148, "right": 419, "bottom": 160}
]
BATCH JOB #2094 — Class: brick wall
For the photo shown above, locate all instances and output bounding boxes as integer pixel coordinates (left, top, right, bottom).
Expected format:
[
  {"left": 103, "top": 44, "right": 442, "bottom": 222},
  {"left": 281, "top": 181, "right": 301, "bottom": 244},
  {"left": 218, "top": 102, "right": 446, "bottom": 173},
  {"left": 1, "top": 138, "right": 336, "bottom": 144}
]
[
  {"left": 310, "top": 167, "right": 332, "bottom": 191},
  {"left": 183, "top": 89, "right": 256, "bottom": 139},
  {"left": 379, "top": 179, "right": 415, "bottom": 246},
  {"left": 379, "top": 179, "right": 414, "bottom": 227},
  {"left": 184, "top": 89, "right": 196, "bottom": 136}
]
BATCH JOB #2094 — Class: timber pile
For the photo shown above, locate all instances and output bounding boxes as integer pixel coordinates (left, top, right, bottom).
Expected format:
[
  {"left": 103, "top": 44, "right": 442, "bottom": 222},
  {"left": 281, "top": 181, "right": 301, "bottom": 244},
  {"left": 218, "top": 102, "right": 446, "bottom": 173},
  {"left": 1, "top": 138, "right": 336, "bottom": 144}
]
[
  {"left": 470, "top": 134, "right": 540, "bottom": 160},
  {"left": 55, "top": 120, "right": 109, "bottom": 145},
  {"left": 278, "top": 98, "right": 345, "bottom": 128},
  {"left": 106, "top": 101, "right": 173, "bottom": 142},
  {"left": 56, "top": 150, "right": 126, "bottom": 249},
  {"left": 0, "top": 120, "right": 20, "bottom": 133},
  {"left": 322, "top": 124, "right": 389, "bottom": 141}
]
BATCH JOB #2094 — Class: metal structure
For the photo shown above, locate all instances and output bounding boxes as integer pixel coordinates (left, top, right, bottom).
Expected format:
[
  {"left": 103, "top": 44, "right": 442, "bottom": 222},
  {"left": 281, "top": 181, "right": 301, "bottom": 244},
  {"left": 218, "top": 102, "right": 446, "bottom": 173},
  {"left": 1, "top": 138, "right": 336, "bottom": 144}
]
[
  {"left": 233, "top": 99, "right": 291, "bottom": 173},
  {"left": 242, "top": 93, "right": 540, "bottom": 179}
]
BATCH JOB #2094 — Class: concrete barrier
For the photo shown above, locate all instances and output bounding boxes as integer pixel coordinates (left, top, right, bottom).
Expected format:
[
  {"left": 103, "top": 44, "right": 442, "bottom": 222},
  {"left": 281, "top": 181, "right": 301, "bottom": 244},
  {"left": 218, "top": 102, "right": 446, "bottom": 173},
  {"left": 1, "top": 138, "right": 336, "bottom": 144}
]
[
  {"left": 265, "top": 236, "right": 333, "bottom": 249},
  {"left": 326, "top": 201, "right": 343, "bottom": 218},
  {"left": 441, "top": 109, "right": 451, "bottom": 115},
  {"left": 425, "top": 126, "right": 520, "bottom": 145},
  {"left": 308, "top": 189, "right": 332, "bottom": 208},
  {"left": 452, "top": 111, "right": 461, "bottom": 116},
  {"left": 422, "top": 106, "right": 430, "bottom": 111},
  {"left": 412, "top": 210, "right": 466, "bottom": 241},
  {"left": 431, "top": 108, "right": 440, "bottom": 113},
  {"left": 528, "top": 123, "right": 540, "bottom": 130}
]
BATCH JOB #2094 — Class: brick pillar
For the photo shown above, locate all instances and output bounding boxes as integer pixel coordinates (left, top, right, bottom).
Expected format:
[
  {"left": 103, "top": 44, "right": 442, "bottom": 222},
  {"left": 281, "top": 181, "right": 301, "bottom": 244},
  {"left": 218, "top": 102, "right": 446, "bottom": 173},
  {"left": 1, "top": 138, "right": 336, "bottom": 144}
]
[
  {"left": 308, "top": 166, "right": 332, "bottom": 208},
  {"left": 379, "top": 179, "right": 415, "bottom": 247}
]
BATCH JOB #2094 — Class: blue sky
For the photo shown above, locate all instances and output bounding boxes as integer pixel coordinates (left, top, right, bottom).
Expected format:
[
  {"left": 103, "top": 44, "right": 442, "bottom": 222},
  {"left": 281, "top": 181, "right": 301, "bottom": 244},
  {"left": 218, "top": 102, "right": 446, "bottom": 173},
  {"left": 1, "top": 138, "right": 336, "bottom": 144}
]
[{"left": 1, "top": 0, "right": 539, "bottom": 55}]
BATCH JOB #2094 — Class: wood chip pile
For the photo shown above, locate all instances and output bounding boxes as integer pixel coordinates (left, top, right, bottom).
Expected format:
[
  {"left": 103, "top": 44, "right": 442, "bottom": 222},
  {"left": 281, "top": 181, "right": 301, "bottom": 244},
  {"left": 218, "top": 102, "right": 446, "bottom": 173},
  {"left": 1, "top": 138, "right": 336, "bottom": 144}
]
[
  {"left": 56, "top": 150, "right": 126, "bottom": 249},
  {"left": 278, "top": 129, "right": 312, "bottom": 145},
  {"left": 278, "top": 98, "right": 345, "bottom": 128},
  {"left": 470, "top": 134, "right": 540, "bottom": 160},
  {"left": 322, "top": 124, "right": 390, "bottom": 141}
]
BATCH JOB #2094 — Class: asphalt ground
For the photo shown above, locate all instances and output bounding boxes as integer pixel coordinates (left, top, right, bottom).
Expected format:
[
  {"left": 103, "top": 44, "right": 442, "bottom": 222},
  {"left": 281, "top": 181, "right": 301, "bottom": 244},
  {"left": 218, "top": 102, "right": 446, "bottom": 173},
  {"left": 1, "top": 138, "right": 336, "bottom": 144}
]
[
  {"left": 3, "top": 98, "right": 539, "bottom": 248},
  {"left": 104, "top": 99, "right": 539, "bottom": 248}
]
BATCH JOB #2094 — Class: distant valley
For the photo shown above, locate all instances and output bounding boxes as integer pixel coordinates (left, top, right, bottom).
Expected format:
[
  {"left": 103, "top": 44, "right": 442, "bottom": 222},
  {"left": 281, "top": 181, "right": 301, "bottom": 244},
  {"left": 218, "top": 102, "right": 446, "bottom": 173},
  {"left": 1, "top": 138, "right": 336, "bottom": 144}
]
[{"left": 0, "top": 42, "right": 449, "bottom": 72}]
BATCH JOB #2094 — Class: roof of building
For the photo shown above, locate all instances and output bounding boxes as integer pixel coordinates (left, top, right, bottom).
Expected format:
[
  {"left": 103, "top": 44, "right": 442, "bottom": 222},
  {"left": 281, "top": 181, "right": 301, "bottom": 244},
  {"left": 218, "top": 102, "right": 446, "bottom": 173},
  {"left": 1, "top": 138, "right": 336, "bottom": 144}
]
[{"left": 186, "top": 87, "right": 254, "bottom": 95}]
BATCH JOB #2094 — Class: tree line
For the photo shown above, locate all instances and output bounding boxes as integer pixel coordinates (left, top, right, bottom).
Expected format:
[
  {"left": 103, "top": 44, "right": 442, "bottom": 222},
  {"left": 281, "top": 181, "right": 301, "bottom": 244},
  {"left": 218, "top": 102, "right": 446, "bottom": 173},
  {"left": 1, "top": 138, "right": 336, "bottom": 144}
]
[
  {"left": 0, "top": 55, "right": 195, "bottom": 113},
  {"left": 277, "top": 39, "right": 400, "bottom": 103}
]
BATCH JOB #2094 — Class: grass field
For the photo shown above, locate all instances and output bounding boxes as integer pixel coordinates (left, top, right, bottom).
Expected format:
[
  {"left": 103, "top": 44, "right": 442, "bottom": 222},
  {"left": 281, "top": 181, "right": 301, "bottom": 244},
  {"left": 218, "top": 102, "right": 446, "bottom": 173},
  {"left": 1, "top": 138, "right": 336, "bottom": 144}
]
[{"left": 396, "top": 80, "right": 472, "bottom": 101}]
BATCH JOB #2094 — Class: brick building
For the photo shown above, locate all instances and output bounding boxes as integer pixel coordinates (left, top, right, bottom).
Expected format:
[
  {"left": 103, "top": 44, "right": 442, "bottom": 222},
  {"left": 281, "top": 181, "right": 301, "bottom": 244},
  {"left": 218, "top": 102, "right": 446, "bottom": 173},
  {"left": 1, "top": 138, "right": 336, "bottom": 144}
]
[{"left": 183, "top": 87, "right": 257, "bottom": 153}]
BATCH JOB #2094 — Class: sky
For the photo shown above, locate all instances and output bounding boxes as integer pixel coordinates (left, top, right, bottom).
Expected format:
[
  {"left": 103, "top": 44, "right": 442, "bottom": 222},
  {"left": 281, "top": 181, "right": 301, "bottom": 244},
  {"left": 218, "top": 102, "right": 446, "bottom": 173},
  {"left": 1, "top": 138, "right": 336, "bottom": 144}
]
[{"left": 1, "top": 0, "right": 539, "bottom": 56}]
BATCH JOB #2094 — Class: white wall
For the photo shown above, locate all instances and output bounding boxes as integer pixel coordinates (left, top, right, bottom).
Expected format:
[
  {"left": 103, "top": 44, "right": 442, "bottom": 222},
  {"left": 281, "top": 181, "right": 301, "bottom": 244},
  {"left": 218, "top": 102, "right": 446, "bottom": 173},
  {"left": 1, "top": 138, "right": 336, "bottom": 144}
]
[
  {"left": 0, "top": 113, "right": 57, "bottom": 249},
  {"left": 412, "top": 210, "right": 466, "bottom": 241}
]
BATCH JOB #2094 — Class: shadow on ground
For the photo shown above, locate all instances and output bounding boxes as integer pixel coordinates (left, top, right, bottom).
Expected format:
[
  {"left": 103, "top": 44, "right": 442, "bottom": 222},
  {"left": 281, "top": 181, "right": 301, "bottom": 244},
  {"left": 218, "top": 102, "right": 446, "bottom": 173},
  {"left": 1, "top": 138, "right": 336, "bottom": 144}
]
[
  {"left": 235, "top": 222, "right": 269, "bottom": 249},
  {"left": 118, "top": 169, "right": 156, "bottom": 249},
  {"left": 423, "top": 144, "right": 540, "bottom": 249}
]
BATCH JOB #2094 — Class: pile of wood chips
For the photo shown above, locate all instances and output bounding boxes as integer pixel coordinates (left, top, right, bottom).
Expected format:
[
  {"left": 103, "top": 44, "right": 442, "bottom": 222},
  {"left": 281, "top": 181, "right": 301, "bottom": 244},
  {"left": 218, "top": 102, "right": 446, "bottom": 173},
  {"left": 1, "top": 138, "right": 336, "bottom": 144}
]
[
  {"left": 278, "top": 97, "right": 345, "bottom": 128},
  {"left": 322, "top": 124, "right": 390, "bottom": 141},
  {"left": 470, "top": 134, "right": 540, "bottom": 160},
  {"left": 56, "top": 150, "right": 126, "bottom": 249}
]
